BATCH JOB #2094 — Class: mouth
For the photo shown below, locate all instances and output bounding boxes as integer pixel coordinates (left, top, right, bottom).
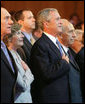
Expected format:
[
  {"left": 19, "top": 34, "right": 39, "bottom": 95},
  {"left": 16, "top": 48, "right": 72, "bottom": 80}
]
[
  {"left": 58, "top": 25, "right": 62, "bottom": 28},
  {"left": 19, "top": 39, "right": 23, "bottom": 41},
  {"left": 71, "top": 39, "right": 74, "bottom": 42},
  {"left": 33, "top": 23, "right": 35, "bottom": 25},
  {"left": 7, "top": 27, "right": 11, "bottom": 29}
]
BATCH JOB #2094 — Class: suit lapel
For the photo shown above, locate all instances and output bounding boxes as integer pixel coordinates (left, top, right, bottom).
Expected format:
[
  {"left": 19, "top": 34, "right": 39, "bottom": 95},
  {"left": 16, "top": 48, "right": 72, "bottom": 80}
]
[
  {"left": 22, "top": 32, "right": 32, "bottom": 47},
  {"left": 7, "top": 48, "right": 18, "bottom": 75},
  {"left": 1, "top": 50, "right": 15, "bottom": 75},
  {"left": 1, "top": 49, "right": 11, "bottom": 69},
  {"left": 42, "top": 33, "right": 62, "bottom": 58},
  {"left": 61, "top": 45, "right": 80, "bottom": 71},
  {"left": 69, "top": 57, "right": 80, "bottom": 71},
  {"left": 24, "top": 36, "right": 32, "bottom": 46},
  {"left": 42, "top": 33, "right": 80, "bottom": 71},
  {"left": 1, "top": 49, "right": 17, "bottom": 76}
]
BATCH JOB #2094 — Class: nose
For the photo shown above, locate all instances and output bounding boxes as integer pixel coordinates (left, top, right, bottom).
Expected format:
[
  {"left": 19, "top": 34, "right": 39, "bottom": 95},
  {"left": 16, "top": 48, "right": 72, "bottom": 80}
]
[
  {"left": 59, "top": 19, "right": 63, "bottom": 25},
  {"left": 9, "top": 18, "right": 13, "bottom": 25},
  {"left": 72, "top": 31, "right": 76, "bottom": 39},
  {"left": 33, "top": 17, "right": 36, "bottom": 22}
]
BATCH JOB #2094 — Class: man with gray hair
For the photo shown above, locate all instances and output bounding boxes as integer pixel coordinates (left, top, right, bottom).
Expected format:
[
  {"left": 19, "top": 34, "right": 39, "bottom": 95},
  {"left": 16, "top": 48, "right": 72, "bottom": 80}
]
[
  {"left": 1, "top": 7, "right": 17, "bottom": 103},
  {"left": 30, "top": 8, "right": 70, "bottom": 103},
  {"left": 58, "top": 19, "right": 82, "bottom": 103}
]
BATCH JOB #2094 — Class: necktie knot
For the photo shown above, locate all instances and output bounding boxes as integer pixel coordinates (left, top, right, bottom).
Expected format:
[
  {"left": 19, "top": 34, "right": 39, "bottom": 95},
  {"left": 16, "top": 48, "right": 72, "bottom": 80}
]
[{"left": 30, "top": 37, "right": 35, "bottom": 45}]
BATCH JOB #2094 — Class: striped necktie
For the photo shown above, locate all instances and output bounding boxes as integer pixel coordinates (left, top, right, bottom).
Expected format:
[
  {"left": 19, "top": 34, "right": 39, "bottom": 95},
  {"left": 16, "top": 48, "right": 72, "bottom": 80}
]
[{"left": 56, "top": 39, "right": 63, "bottom": 56}]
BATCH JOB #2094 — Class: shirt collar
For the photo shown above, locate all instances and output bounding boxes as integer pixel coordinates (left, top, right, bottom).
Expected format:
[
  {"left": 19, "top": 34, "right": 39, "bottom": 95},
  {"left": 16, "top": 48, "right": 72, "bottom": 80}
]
[
  {"left": 61, "top": 44, "right": 69, "bottom": 53},
  {"left": 1, "top": 40, "right": 6, "bottom": 48},
  {"left": 44, "top": 32, "right": 57, "bottom": 45},
  {"left": 22, "top": 31, "right": 32, "bottom": 42}
]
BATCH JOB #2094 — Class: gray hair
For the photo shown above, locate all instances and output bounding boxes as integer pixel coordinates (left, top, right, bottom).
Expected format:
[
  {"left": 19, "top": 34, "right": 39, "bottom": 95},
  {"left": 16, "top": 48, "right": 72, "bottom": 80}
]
[
  {"left": 75, "top": 29, "right": 83, "bottom": 35},
  {"left": 36, "top": 8, "right": 58, "bottom": 30},
  {"left": 61, "top": 19, "right": 74, "bottom": 34}
]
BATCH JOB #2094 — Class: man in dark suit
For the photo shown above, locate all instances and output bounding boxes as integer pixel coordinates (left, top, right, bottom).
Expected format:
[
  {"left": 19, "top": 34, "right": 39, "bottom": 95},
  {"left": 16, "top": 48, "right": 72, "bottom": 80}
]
[
  {"left": 30, "top": 8, "right": 70, "bottom": 103},
  {"left": 1, "top": 7, "right": 17, "bottom": 103},
  {"left": 14, "top": 9, "right": 36, "bottom": 66},
  {"left": 58, "top": 19, "right": 82, "bottom": 103},
  {"left": 76, "top": 47, "right": 84, "bottom": 102}
]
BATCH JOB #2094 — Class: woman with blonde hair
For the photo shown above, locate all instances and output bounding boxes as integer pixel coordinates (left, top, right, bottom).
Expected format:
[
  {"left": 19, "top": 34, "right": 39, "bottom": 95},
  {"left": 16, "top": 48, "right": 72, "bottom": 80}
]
[{"left": 3, "top": 23, "right": 34, "bottom": 103}]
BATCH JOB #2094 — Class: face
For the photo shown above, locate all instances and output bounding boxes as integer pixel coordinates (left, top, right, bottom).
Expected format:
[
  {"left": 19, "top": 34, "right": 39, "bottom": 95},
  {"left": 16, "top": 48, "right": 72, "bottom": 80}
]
[
  {"left": 76, "top": 33, "right": 83, "bottom": 43},
  {"left": 1, "top": 8, "right": 13, "bottom": 40},
  {"left": 12, "top": 30, "right": 24, "bottom": 48},
  {"left": 72, "top": 16, "right": 79, "bottom": 25},
  {"left": 62, "top": 23, "right": 76, "bottom": 45},
  {"left": 22, "top": 11, "right": 35, "bottom": 31},
  {"left": 46, "top": 11, "right": 62, "bottom": 35}
]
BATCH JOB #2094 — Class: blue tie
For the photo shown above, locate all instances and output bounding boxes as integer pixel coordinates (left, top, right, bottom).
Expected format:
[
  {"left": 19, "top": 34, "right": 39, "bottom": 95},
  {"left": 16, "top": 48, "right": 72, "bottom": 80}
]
[{"left": 56, "top": 39, "right": 63, "bottom": 56}]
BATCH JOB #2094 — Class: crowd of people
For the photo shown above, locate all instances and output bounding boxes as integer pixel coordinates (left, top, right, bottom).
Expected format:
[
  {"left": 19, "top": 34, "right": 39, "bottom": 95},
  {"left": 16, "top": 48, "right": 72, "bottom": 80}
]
[{"left": 1, "top": 7, "right": 84, "bottom": 103}]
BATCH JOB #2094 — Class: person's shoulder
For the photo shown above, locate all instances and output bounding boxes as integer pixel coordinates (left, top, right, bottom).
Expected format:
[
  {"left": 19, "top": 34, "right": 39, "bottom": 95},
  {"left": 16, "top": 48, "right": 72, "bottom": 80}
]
[
  {"left": 31, "top": 35, "right": 49, "bottom": 53},
  {"left": 32, "top": 35, "right": 44, "bottom": 46},
  {"left": 78, "top": 47, "right": 84, "bottom": 57}
]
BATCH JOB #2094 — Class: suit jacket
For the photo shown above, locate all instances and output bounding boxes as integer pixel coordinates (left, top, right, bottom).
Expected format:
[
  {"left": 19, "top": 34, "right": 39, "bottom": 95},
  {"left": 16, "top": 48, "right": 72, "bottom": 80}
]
[
  {"left": 30, "top": 33, "right": 70, "bottom": 103},
  {"left": 17, "top": 33, "right": 32, "bottom": 67},
  {"left": 76, "top": 47, "right": 84, "bottom": 102},
  {"left": 69, "top": 47, "right": 77, "bottom": 59},
  {"left": 1, "top": 49, "right": 17, "bottom": 103},
  {"left": 62, "top": 46, "right": 82, "bottom": 103}
]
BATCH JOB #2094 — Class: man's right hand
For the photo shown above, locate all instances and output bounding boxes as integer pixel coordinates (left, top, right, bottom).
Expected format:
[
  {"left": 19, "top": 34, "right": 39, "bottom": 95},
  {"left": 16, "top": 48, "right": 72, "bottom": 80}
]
[{"left": 62, "top": 54, "right": 69, "bottom": 63}]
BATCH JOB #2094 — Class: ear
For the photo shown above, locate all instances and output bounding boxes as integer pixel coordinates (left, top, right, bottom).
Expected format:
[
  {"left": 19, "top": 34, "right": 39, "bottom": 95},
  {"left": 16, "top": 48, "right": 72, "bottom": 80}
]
[
  {"left": 43, "top": 21, "right": 49, "bottom": 28},
  {"left": 18, "top": 20, "right": 23, "bottom": 25}
]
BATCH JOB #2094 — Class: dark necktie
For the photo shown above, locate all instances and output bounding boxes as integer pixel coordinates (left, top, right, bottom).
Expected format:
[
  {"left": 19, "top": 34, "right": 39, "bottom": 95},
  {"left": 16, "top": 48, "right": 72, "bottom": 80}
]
[
  {"left": 68, "top": 49, "right": 79, "bottom": 70},
  {"left": 56, "top": 39, "right": 63, "bottom": 56},
  {"left": 67, "top": 50, "right": 73, "bottom": 61}
]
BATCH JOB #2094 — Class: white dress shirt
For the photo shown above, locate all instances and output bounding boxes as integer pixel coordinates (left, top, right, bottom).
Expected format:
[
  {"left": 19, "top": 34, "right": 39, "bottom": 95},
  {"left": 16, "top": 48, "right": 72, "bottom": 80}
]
[{"left": 44, "top": 32, "right": 59, "bottom": 47}]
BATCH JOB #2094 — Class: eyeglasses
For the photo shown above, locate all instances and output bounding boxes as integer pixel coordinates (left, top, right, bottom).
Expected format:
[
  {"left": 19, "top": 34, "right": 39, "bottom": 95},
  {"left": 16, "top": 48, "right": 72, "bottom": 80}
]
[{"left": 16, "top": 30, "right": 22, "bottom": 35}]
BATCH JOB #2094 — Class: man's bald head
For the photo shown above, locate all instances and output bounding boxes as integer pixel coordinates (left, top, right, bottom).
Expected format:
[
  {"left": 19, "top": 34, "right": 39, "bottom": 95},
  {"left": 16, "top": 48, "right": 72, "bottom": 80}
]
[
  {"left": 59, "top": 19, "right": 76, "bottom": 46},
  {"left": 61, "top": 19, "right": 75, "bottom": 34}
]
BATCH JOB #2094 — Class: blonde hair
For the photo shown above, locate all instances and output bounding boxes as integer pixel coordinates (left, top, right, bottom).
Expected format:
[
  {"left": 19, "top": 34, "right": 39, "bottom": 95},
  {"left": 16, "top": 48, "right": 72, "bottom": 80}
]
[{"left": 3, "top": 23, "right": 22, "bottom": 47}]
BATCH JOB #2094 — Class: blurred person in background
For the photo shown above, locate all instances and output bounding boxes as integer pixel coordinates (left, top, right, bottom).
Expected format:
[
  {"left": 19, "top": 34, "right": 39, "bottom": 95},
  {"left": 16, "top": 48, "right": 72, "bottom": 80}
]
[
  {"left": 69, "top": 13, "right": 81, "bottom": 29},
  {"left": 70, "top": 29, "right": 84, "bottom": 102},
  {"left": 73, "top": 33, "right": 84, "bottom": 102},
  {"left": 75, "top": 21, "right": 84, "bottom": 32},
  {"left": 70, "top": 29, "right": 84, "bottom": 59}
]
